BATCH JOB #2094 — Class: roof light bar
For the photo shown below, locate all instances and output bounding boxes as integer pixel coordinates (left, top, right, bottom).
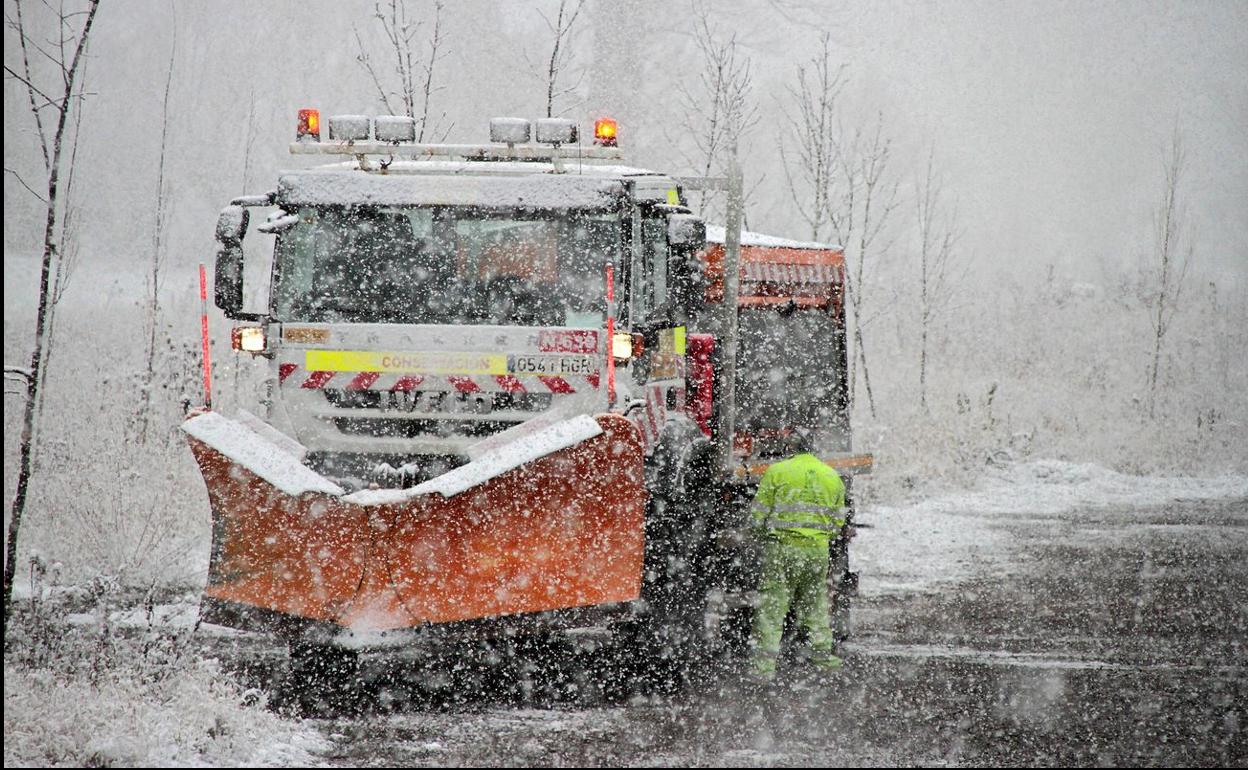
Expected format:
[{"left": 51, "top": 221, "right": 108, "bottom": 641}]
[
  {"left": 290, "top": 113, "right": 626, "bottom": 162},
  {"left": 289, "top": 141, "right": 624, "bottom": 162}
]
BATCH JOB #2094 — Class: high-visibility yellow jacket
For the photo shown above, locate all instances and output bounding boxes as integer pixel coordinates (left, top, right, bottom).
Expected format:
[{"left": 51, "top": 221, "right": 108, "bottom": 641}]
[{"left": 751, "top": 453, "right": 846, "bottom": 543}]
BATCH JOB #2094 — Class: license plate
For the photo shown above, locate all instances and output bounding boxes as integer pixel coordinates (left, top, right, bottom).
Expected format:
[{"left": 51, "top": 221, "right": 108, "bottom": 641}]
[
  {"left": 379, "top": 390, "right": 446, "bottom": 412},
  {"left": 507, "top": 354, "right": 598, "bottom": 376}
]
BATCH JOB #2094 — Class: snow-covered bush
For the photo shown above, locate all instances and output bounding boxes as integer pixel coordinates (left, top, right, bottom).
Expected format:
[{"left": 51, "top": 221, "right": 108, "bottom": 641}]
[
  {"left": 4, "top": 627, "right": 326, "bottom": 767},
  {"left": 4, "top": 570, "right": 326, "bottom": 767},
  {"left": 853, "top": 268, "right": 1248, "bottom": 504},
  {"left": 5, "top": 269, "right": 266, "bottom": 589}
]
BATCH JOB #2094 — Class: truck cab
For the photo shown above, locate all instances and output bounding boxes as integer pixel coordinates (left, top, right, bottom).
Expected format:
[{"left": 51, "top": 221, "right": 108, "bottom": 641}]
[{"left": 216, "top": 115, "right": 704, "bottom": 489}]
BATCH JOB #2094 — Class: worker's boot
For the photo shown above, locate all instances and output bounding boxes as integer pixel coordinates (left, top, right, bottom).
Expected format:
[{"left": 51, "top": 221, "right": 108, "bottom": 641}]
[
  {"left": 747, "top": 648, "right": 779, "bottom": 686},
  {"left": 811, "top": 647, "right": 844, "bottom": 674}
]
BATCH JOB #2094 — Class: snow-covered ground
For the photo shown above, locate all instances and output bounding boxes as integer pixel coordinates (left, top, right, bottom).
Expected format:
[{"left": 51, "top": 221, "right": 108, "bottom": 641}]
[
  {"left": 854, "top": 459, "right": 1248, "bottom": 596},
  {"left": 3, "top": 458, "right": 1244, "bottom": 766}
]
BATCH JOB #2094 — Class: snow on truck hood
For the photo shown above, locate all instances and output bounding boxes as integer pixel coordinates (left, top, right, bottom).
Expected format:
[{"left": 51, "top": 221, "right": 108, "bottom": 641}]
[
  {"left": 180, "top": 410, "right": 602, "bottom": 504},
  {"left": 277, "top": 168, "right": 626, "bottom": 209}
]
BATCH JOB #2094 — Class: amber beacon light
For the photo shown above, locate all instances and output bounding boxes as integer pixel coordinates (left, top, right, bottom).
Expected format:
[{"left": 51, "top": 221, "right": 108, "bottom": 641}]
[
  {"left": 297, "top": 108, "right": 321, "bottom": 141},
  {"left": 593, "top": 117, "right": 618, "bottom": 147}
]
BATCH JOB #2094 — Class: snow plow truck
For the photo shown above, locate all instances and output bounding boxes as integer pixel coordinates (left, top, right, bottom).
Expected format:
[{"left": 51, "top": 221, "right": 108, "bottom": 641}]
[{"left": 185, "top": 111, "right": 872, "bottom": 676}]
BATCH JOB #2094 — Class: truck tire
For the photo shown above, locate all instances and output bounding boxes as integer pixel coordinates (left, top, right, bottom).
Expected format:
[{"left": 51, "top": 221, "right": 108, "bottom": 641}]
[
  {"left": 626, "top": 419, "right": 718, "bottom": 693},
  {"left": 828, "top": 534, "right": 854, "bottom": 643},
  {"left": 830, "top": 476, "right": 858, "bottom": 644},
  {"left": 277, "top": 640, "right": 362, "bottom": 716}
]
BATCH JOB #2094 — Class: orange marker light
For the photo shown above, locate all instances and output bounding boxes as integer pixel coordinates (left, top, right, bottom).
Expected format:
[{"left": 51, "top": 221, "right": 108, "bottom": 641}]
[
  {"left": 297, "top": 108, "right": 320, "bottom": 141},
  {"left": 594, "top": 117, "right": 618, "bottom": 147}
]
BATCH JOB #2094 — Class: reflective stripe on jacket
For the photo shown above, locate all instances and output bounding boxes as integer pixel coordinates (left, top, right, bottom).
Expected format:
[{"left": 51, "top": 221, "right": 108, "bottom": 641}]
[{"left": 750, "top": 453, "right": 846, "bottom": 540}]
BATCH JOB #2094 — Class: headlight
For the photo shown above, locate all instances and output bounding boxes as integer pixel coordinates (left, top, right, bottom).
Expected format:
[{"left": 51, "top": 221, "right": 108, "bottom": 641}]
[
  {"left": 231, "top": 326, "right": 266, "bottom": 354},
  {"left": 612, "top": 332, "right": 644, "bottom": 363}
]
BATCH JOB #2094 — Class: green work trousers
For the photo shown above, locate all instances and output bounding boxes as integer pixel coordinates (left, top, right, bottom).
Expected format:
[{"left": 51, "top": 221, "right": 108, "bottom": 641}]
[{"left": 749, "top": 535, "right": 841, "bottom": 678}]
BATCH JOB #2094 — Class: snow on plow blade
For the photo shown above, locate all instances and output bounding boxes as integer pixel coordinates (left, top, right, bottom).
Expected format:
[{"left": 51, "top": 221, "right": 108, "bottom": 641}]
[{"left": 182, "top": 412, "right": 645, "bottom": 632}]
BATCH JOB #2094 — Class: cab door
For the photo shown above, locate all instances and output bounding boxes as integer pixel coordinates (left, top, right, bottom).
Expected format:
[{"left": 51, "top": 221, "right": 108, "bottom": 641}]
[{"left": 625, "top": 203, "right": 688, "bottom": 452}]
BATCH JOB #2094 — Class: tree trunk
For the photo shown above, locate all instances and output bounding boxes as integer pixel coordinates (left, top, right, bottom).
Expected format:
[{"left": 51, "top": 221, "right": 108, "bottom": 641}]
[
  {"left": 919, "top": 322, "right": 929, "bottom": 411},
  {"left": 854, "top": 325, "right": 877, "bottom": 419},
  {"left": 136, "top": 25, "right": 177, "bottom": 442},
  {"left": 4, "top": 0, "right": 101, "bottom": 631}
]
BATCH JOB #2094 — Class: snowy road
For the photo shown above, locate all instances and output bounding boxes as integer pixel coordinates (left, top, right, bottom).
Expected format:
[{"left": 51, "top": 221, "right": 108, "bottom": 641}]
[{"left": 289, "top": 475, "right": 1247, "bottom": 767}]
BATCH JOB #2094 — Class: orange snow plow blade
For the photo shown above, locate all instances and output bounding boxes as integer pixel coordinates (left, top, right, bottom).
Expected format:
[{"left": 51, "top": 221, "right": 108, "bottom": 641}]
[{"left": 184, "top": 412, "right": 646, "bottom": 632}]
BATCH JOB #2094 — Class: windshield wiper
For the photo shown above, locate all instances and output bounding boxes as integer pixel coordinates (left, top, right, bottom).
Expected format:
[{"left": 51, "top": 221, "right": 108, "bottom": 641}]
[{"left": 302, "top": 297, "right": 367, "bottom": 321}]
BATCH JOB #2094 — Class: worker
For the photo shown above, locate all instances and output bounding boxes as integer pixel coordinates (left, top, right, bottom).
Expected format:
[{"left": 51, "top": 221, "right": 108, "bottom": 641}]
[{"left": 748, "top": 428, "right": 847, "bottom": 681}]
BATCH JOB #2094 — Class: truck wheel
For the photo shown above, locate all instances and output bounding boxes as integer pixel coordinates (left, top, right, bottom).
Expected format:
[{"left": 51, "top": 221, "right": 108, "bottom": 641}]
[
  {"left": 277, "top": 640, "right": 362, "bottom": 716},
  {"left": 831, "top": 564, "right": 858, "bottom": 643},
  {"left": 717, "top": 603, "right": 755, "bottom": 659},
  {"left": 830, "top": 478, "right": 858, "bottom": 644},
  {"left": 629, "top": 432, "right": 718, "bottom": 693}
]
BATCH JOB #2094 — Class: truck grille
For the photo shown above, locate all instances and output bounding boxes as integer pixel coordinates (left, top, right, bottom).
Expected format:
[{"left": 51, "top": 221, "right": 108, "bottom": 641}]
[
  {"left": 322, "top": 389, "right": 553, "bottom": 413},
  {"left": 332, "top": 417, "right": 517, "bottom": 439}
]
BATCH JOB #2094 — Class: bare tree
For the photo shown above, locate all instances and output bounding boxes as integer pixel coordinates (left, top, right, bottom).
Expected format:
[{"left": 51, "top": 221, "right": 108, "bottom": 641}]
[
  {"left": 354, "top": 0, "right": 450, "bottom": 141},
  {"left": 1143, "top": 128, "right": 1195, "bottom": 416},
  {"left": 3, "top": 0, "right": 101, "bottom": 629},
  {"left": 239, "top": 84, "right": 259, "bottom": 193},
  {"left": 30, "top": 37, "right": 91, "bottom": 455},
  {"left": 777, "top": 37, "right": 898, "bottom": 418},
  {"left": 827, "top": 112, "right": 900, "bottom": 419},
  {"left": 355, "top": 0, "right": 417, "bottom": 118},
  {"left": 677, "top": 7, "right": 759, "bottom": 222},
  {"left": 779, "top": 32, "right": 847, "bottom": 243},
  {"left": 533, "top": 0, "right": 587, "bottom": 118},
  {"left": 135, "top": 15, "right": 178, "bottom": 442},
  {"left": 914, "top": 148, "right": 962, "bottom": 411},
  {"left": 414, "top": 0, "right": 448, "bottom": 141}
]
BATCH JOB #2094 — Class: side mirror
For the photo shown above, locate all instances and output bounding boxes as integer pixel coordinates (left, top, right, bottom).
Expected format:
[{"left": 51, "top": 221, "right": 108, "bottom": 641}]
[
  {"left": 214, "top": 206, "right": 249, "bottom": 318},
  {"left": 667, "top": 214, "right": 706, "bottom": 319},
  {"left": 215, "top": 205, "right": 248, "bottom": 246},
  {"left": 667, "top": 214, "right": 706, "bottom": 251}
]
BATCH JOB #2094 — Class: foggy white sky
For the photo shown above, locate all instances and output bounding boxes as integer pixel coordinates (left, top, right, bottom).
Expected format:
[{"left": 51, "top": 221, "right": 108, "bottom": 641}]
[
  {"left": 4, "top": 0, "right": 1246, "bottom": 295},
  {"left": 719, "top": 0, "right": 1247, "bottom": 283}
]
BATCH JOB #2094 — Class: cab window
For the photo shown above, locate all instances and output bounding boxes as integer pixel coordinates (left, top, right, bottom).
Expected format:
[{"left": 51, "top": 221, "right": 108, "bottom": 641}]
[{"left": 639, "top": 214, "right": 669, "bottom": 320}]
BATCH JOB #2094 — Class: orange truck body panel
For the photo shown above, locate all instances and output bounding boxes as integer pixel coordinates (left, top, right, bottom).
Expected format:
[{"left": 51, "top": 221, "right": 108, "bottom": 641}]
[
  {"left": 190, "top": 414, "right": 646, "bottom": 631},
  {"left": 702, "top": 241, "right": 846, "bottom": 311}
]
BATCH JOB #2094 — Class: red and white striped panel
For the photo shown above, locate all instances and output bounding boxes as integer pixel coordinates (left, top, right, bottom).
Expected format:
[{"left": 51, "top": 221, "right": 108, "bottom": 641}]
[
  {"left": 628, "top": 384, "right": 668, "bottom": 455},
  {"left": 276, "top": 363, "right": 599, "bottom": 394}
]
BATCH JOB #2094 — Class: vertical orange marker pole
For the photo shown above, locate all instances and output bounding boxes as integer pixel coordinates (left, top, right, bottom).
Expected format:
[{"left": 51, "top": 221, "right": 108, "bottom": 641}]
[
  {"left": 605, "top": 263, "right": 616, "bottom": 407},
  {"left": 198, "top": 263, "right": 213, "bottom": 410}
]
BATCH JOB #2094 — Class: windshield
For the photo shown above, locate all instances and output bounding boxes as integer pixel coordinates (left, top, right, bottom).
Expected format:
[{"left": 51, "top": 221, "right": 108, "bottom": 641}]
[{"left": 271, "top": 206, "right": 622, "bottom": 327}]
